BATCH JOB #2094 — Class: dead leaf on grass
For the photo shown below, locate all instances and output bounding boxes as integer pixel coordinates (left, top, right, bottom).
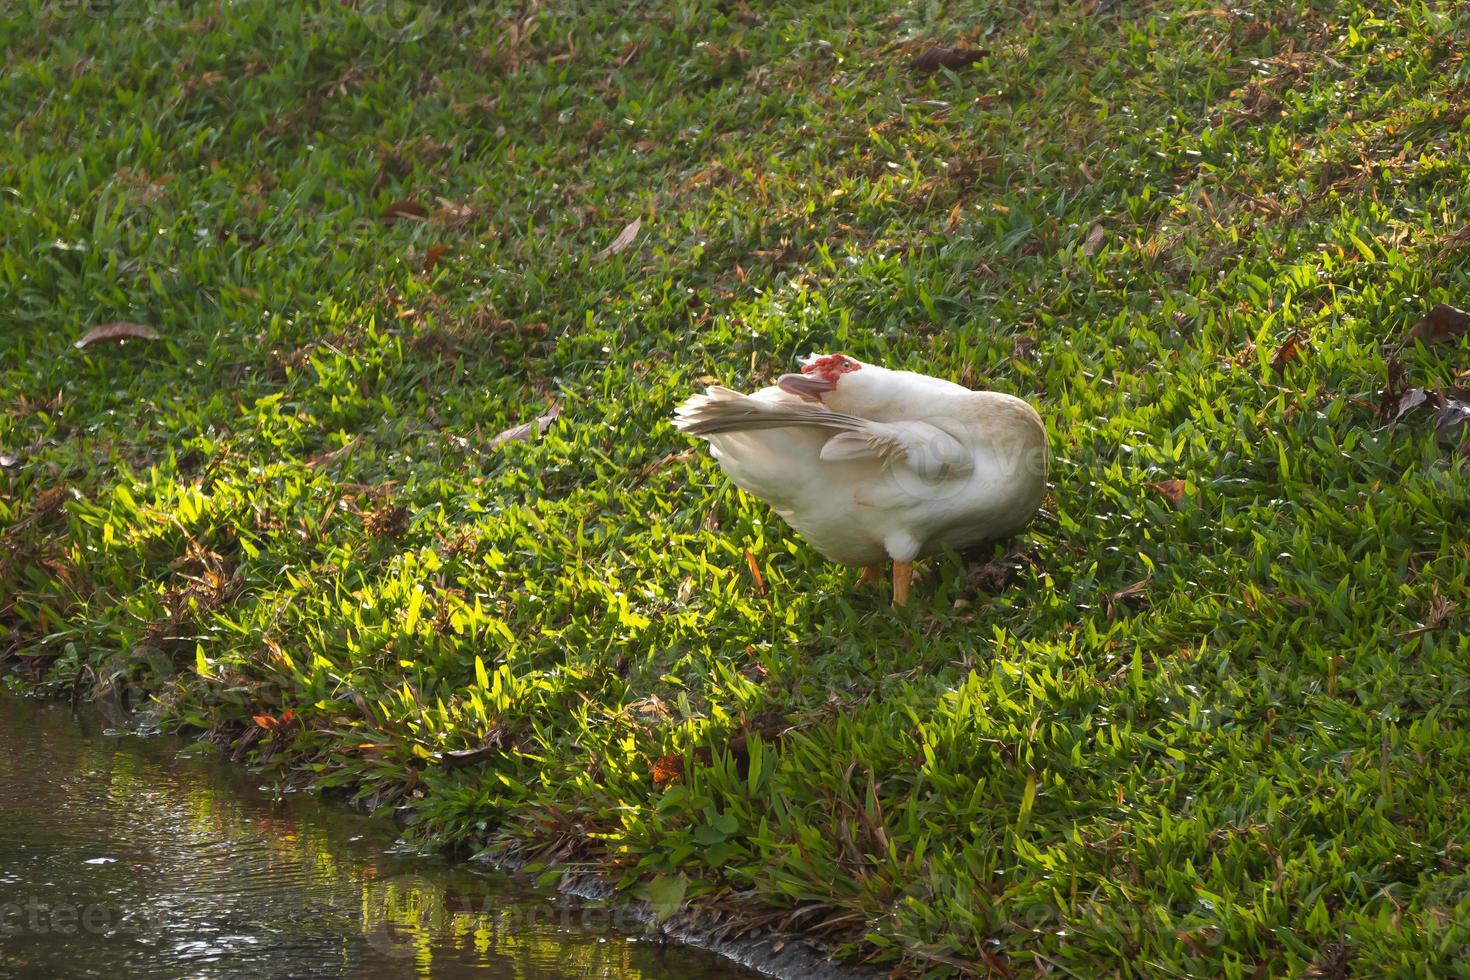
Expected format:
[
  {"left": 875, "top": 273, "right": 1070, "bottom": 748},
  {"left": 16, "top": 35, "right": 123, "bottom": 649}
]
[
  {"left": 431, "top": 198, "right": 485, "bottom": 229},
  {"left": 1433, "top": 389, "right": 1470, "bottom": 447},
  {"left": 1378, "top": 384, "right": 1435, "bottom": 426},
  {"left": 1269, "top": 333, "right": 1306, "bottom": 371},
  {"left": 1398, "top": 592, "right": 1458, "bottom": 637},
  {"left": 651, "top": 753, "right": 684, "bottom": 790},
  {"left": 1081, "top": 223, "right": 1106, "bottom": 257},
  {"left": 308, "top": 435, "right": 362, "bottom": 469},
  {"left": 909, "top": 46, "right": 989, "bottom": 73},
  {"left": 743, "top": 549, "right": 767, "bottom": 596},
  {"left": 74, "top": 322, "right": 159, "bottom": 348},
  {"left": 1379, "top": 384, "right": 1470, "bottom": 451},
  {"left": 422, "top": 242, "right": 448, "bottom": 273},
  {"left": 1146, "top": 480, "right": 1187, "bottom": 507},
  {"left": 1404, "top": 303, "right": 1470, "bottom": 347},
  {"left": 381, "top": 199, "right": 429, "bottom": 222},
  {"left": 1106, "top": 577, "right": 1151, "bottom": 618},
  {"left": 591, "top": 217, "right": 642, "bottom": 261},
  {"left": 487, "top": 405, "right": 561, "bottom": 449},
  {"left": 439, "top": 724, "right": 511, "bottom": 770}
]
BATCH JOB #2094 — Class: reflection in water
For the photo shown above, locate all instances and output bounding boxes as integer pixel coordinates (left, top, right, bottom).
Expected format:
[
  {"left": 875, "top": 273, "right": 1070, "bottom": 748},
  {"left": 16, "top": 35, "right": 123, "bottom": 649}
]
[{"left": 0, "top": 695, "right": 750, "bottom": 979}]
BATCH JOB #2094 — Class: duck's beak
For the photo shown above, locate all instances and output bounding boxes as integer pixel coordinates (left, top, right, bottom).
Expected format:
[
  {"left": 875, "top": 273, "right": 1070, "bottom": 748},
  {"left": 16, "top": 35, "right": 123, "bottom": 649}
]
[{"left": 777, "top": 373, "right": 835, "bottom": 400}]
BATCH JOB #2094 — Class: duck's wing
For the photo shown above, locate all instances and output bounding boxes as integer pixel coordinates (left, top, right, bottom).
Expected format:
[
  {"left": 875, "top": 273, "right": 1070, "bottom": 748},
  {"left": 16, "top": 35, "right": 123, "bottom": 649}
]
[
  {"left": 817, "top": 421, "right": 971, "bottom": 481},
  {"left": 674, "top": 386, "right": 972, "bottom": 481}
]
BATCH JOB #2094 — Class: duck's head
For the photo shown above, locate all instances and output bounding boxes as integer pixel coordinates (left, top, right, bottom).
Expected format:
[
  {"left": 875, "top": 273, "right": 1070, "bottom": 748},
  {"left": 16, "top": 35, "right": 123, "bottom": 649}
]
[{"left": 776, "top": 353, "right": 865, "bottom": 401}]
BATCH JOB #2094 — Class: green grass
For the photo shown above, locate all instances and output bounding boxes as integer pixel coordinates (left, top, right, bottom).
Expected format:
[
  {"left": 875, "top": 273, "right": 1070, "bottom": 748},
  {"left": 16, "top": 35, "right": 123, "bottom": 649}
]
[{"left": 4, "top": 0, "right": 1470, "bottom": 974}]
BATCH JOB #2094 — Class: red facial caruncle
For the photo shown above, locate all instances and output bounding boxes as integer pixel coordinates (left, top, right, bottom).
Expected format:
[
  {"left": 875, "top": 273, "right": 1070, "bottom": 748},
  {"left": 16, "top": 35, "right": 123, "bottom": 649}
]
[
  {"left": 802, "top": 354, "right": 862, "bottom": 383},
  {"left": 776, "top": 353, "right": 860, "bottom": 401}
]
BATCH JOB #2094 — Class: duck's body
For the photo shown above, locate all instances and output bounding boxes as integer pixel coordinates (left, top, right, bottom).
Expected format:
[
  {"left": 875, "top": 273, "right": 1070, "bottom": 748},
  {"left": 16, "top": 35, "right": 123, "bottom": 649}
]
[{"left": 674, "top": 354, "right": 1047, "bottom": 603}]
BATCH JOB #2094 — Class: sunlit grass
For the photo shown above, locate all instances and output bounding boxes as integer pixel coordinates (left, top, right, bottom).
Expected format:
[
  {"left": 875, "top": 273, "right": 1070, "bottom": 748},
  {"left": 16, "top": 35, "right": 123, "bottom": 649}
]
[{"left": 3, "top": 0, "right": 1470, "bottom": 973}]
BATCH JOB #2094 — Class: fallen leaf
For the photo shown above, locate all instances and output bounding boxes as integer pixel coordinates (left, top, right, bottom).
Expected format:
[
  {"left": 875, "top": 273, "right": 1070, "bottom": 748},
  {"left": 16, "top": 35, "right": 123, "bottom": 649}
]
[
  {"left": 726, "top": 711, "right": 790, "bottom": 755},
  {"left": 1404, "top": 303, "right": 1470, "bottom": 347},
  {"left": 439, "top": 725, "right": 511, "bottom": 770},
  {"left": 1399, "top": 593, "right": 1458, "bottom": 637},
  {"left": 651, "top": 753, "right": 684, "bottom": 789},
  {"left": 1081, "top": 223, "right": 1106, "bottom": 257},
  {"left": 215, "top": 227, "right": 264, "bottom": 248},
  {"left": 909, "top": 46, "right": 989, "bottom": 73},
  {"left": 1376, "top": 357, "right": 1410, "bottom": 425},
  {"left": 487, "top": 405, "right": 561, "bottom": 449},
  {"left": 308, "top": 435, "right": 362, "bottom": 469},
  {"left": 1146, "top": 480, "right": 1187, "bottom": 507},
  {"left": 740, "top": 661, "right": 769, "bottom": 683},
  {"left": 1383, "top": 387, "right": 1435, "bottom": 425},
  {"left": 1269, "top": 333, "right": 1305, "bottom": 371},
  {"left": 1106, "top": 577, "right": 1151, "bottom": 618},
  {"left": 381, "top": 199, "right": 429, "bottom": 222},
  {"left": 363, "top": 502, "right": 409, "bottom": 538},
  {"left": 74, "top": 322, "right": 159, "bottom": 348},
  {"left": 592, "top": 217, "right": 642, "bottom": 261},
  {"left": 422, "top": 242, "right": 448, "bottom": 273},
  {"left": 431, "top": 198, "right": 485, "bottom": 229},
  {"left": 252, "top": 714, "right": 278, "bottom": 730},
  {"left": 743, "top": 549, "right": 767, "bottom": 596},
  {"left": 1380, "top": 385, "right": 1470, "bottom": 451},
  {"left": 1433, "top": 389, "right": 1470, "bottom": 447}
]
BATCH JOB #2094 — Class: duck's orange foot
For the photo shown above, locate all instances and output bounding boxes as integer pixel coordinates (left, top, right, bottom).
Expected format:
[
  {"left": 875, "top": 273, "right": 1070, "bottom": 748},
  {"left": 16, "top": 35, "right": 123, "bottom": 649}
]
[{"left": 856, "top": 564, "right": 884, "bottom": 588}]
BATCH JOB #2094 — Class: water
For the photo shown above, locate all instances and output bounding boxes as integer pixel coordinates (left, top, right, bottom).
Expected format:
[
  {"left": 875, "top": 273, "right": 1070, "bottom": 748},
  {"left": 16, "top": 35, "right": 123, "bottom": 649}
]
[{"left": 0, "top": 695, "right": 753, "bottom": 979}]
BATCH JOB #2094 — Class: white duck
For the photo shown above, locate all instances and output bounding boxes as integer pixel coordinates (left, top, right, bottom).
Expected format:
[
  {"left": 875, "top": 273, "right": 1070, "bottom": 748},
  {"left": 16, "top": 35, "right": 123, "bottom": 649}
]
[{"left": 673, "top": 354, "right": 1048, "bottom": 605}]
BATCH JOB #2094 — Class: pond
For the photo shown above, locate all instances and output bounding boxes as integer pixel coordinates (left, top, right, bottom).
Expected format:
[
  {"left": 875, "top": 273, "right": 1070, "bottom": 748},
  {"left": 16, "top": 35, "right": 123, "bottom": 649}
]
[{"left": 0, "top": 694, "right": 755, "bottom": 979}]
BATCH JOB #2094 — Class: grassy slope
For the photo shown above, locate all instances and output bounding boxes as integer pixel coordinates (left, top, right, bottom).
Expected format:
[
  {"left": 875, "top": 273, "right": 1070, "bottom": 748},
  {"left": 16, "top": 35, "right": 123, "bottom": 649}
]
[{"left": 3, "top": 0, "right": 1470, "bottom": 973}]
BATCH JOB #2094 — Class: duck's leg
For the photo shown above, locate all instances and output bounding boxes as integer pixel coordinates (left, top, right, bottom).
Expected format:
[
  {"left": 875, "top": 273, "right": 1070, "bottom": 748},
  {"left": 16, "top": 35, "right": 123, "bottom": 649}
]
[
  {"left": 857, "top": 564, "right": 884, "bottom": 588},
  {"left": 892, "top": 561, "right": 913, "bottom": 606}
]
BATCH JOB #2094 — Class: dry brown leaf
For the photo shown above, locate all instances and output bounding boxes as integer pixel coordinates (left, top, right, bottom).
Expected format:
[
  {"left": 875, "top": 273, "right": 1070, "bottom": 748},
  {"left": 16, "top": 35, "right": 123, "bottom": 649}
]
[
  {"left": 743, "top": 549, "right": 767, "bottom": 596},
  {"left": 1380, "top": 385, "right": 1470, "bottom": 450},
  {"left": 1146, "top": 480, "right": 1187, "bottom": 507},
  {"left": 1376, "top": 357, "right": 1410, "bottom": 425},
  {"left": 431, "top": 198, "right": 484, "bottom": 229},
  {"left": 1399, "top": 593, "right": 1458, "bottom": 637},
  {"left": 1081, "top": 223, "right": 1106, "bottom": 257},
  {"left": 439, "top": 725, "right": 511, "bottom": 770},
  {"left": 651, "top": 753, "right": 684, "bottom": 790},
  {"left": 1434, "top": 389, "right": 1470, "bottom": 447},
  {"left": 308, "top": 435, "right": 362, "bottom": 469},
  {"left": 74, "top": 322, "right": 159, "bottom": 348},
  {"left": 381, "top": 199, "right": 429, "bottom": 222},
  {"left": 488, "top": 405, "right": 561, "bottom": 449},
  {"left": 592, "top": 217, "right": 642, "bottom": 261},
  {"left": 1106, "top": 577, "right": 1151, "bottom": 618},
  {"left": 422, "top": 242, "right": 448, "bottom": 273},
  {"left": 1269, "top": 333, "right": 1305, "bottom": 371},
  {"left": 364, "top": 502, "right": 409, "bottom": 539},
  {"left": 909, "top": 46, "right": 990, "bottom": 73},
  {"left": 1382, "top": 387, "right": 1436, "bottom": 426},
  {"left": 1404, "top": 303, "right": 1470, "bottom": 347},
  {"left": 726, "top": 712, "right": 791, "bottom": 755}
]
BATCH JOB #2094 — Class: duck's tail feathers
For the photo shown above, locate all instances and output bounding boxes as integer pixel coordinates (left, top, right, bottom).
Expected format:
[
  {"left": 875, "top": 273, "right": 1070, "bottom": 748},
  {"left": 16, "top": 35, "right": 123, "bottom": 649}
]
[{"left": 672, "top": 386, "right": 865, "bottom": 436}]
